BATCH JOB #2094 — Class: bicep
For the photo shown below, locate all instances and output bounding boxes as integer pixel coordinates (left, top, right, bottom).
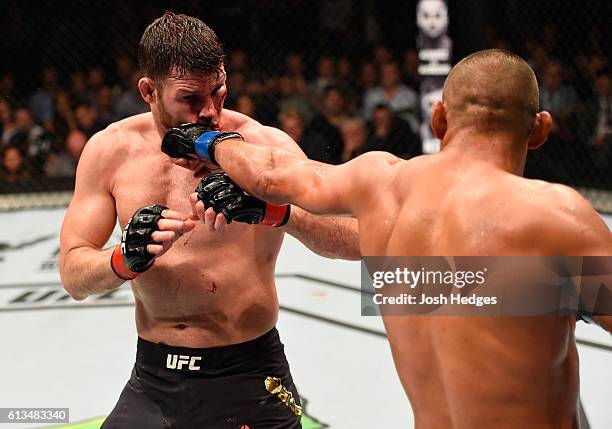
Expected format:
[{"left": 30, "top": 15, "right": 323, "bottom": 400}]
[
  {"left": 60, "top": 139, "right": 117, "bottom": 256},
  {"left": 287, "top": 151, "right": 399, "bottom": 216}
]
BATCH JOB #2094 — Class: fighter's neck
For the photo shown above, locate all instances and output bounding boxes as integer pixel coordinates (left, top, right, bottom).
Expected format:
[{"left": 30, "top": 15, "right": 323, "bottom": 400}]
[{"left": 440, "top": 128, "right": 526, "bottom": 175}]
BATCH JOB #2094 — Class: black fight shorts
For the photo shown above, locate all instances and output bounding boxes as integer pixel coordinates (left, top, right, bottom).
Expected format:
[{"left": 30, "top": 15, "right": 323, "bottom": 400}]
[{"left": 101, "top": 328, "right": 302, "bottom": 429}]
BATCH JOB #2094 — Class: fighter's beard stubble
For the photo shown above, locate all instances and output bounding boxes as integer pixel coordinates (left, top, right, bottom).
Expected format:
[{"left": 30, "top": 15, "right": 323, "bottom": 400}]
[
  {"left": 157, "top": 94, "right": 176, "bottom": 131},
  {"left": 156, "top": 90, "right": 222, "bottom": 177}
]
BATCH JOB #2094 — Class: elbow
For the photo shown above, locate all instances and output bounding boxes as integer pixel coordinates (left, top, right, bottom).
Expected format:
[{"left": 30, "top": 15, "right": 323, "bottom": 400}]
[
  {"left": 255, "top": 169, "right": 287, "bottom": 205},
  {"left": 61, "top": 275, "right": 87, "bottom": 301},
  {"left": 61, "top": 279, "right": 87, "bottom": 301},
  {"left": 59, "top": 256, "right": 86, "bottom": 301},
  {"left": 68, "top": 289, "right": 87, "bottom": 301}
]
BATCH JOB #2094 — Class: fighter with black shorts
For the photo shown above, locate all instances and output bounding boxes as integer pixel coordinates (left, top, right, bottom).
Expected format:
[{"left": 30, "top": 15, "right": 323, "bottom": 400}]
[
  {"left": 103, "top": 329, "right": 301, "bottom": 428},
  {"left": 59, "top": 12, "right": 359, "bottom": 428}
]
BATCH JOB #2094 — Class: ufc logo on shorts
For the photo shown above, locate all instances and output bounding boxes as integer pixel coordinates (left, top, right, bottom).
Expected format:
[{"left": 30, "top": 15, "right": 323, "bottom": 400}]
[{"left": 166, "top": 354, "right": 202, "bottom": 370}]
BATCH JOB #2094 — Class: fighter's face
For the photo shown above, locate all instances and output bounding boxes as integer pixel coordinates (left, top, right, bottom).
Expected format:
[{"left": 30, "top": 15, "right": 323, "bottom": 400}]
[
  {"left": 156, "top": 67, "right": 227, "bottom": 131},
  {"left": 417, "top": 0, "right": 449, "bottom": 39}
]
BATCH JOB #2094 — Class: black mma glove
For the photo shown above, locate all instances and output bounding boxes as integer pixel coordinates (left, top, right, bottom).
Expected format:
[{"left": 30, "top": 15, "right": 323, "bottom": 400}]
[
  {"left": 196, "top": 173, "right": 290, "bottom": 227},
  {"left": 161, "top": 123, "right": 243, "bottom": 165},
  {"left": 111, "top": 204, "right": 168, "bottom": 280}
]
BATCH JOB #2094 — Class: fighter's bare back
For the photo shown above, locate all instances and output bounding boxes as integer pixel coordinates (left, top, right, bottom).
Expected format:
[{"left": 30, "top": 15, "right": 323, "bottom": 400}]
[{"left": 361, "top": 153, "right": 583, "bottom": 429}]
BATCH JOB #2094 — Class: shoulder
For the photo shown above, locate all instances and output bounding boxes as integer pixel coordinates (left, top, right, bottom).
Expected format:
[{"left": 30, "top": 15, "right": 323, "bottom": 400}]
[
  {"left": 506, "top": 179, "right": 611, "bottom": 255},
  {"left": 343, "top": 151, "right": 403, "bottom": 187},
  {"left": 221, "top": 109, "right": 258, "bottom": 134},
  {"left": 222, "top": 108, "right": 305, "bottom": 155},
  {"left": 78, "top": 113, "right": 153, "bottom": 175}
]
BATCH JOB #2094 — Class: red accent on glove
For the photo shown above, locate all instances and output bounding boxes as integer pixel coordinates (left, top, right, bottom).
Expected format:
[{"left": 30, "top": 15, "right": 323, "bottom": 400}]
[
  {"left": 111, "top": 244, "right": 139, "bottom": 280},
  {"left": 261, "top": 204, "right": 290, "bottom": 227}
]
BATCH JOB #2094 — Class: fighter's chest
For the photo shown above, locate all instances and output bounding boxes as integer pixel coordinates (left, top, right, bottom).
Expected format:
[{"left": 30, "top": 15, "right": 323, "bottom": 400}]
[{"left": 113, "top": 155, "right": 200, "bottom": 223}]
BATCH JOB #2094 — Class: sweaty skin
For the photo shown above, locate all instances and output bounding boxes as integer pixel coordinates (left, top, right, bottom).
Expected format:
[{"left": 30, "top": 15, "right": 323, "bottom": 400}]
[
  {"left": 210, "top": 51, "right": 612, "bottom": 429},
  {"left": 60, "top": 69, "right": 359, "bottom": 348}
]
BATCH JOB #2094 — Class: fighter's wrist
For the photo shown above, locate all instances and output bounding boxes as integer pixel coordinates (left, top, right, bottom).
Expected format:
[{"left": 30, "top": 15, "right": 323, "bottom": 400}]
[
  {"left": 110, "top": 244, "right": 139, "bottom": 280},
  {"left": 261, "top": 203, "right": 291, "bottom": 227},
  {"left": 194, "top": 131, "right": 244, "bottom": 165}
]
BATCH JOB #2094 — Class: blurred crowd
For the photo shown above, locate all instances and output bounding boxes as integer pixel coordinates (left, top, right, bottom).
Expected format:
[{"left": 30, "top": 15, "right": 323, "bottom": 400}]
[
  {"left": 1, "top": 44, "right": 610, "bottom": 189},
  {"left": 0, "top": 56, "right": 147, "bottom": 186}
]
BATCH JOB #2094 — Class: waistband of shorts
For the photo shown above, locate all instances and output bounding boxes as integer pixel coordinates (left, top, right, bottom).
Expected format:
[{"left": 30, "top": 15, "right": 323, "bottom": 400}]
[{"left": 136, "top": 327, "right": 282, "bottom": 374}]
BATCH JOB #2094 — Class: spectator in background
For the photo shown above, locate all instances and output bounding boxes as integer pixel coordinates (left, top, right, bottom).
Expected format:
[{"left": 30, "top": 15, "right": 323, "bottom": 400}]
[
  {"left": 363, "top": 61, "right": 419, "bottom": 132},
  {"left": 538, "top": 60, "right": 578, "bottom": 175},
  {"left": 225, "top": 70, "right": 247, "bottom": 109},
  {"left": 540, "top": 60, "right": 578, "bottom": 125},
  {"left": 9, "top": 107, "right": 45, "bottom": 151},
  {"left": 249, "top": 76, "right": 280, "bottom": 126},
  {"left": 277, "top": 74, "right": 313, "bottom": 124},
  {"left": 95, "top": 86, "right": 118, "bottom": 128},
  {"left": 45, "top": 129, "right": 87, "bottom": 178},
  {"left": 286, "top": 52, "right": 306, "bottom": 79},
  {"left": 310, "top": 85, "right": 347, "bottom": 151},
  {"left": 336, "top": 57, "right": 353, "bottom": 87},
  {"left": 9, "top": 107, "right": 51, "bottom": 174},
  {"left": 279, "top": 108, "right": 339, "bottom": 164},
  {"left": 573, "top": 54, "right": 596, "bottom": 101},
  {"left": 0, "top": 99, "right": 16, "bottom": 144},
  {"left": 402, "top": 49, "right": 420, "bottom": 91},
  {"left": 229, "top": 49, "right": 248, "bottom": 73},
  {"left": 29, "top": 66, "right": 59, "bottom": 128},
  {"left": 339, "top": 117, "right": 368, "bottom": 163},
  {"left": 114, "top": 70, "right": 148, "bottom": 119},
  {"left": 525, "top": 40, "right": 549, "bottom": 77},
  {"left": 0, "top": 144, "right": 29, "bottom": 183},
  {"left": 70, "top": 71, "right": 94, "bottom": 106},
  {"left": 373, "top": 45, "right": 394, "bottom": 66},
  {"left": 235, "top": 94, "right": 258, "bottom": 121},
  {"left": 366, "top": 103, "right": 420, "bottom": 159},
  {"left": 335, "top": 57, "right": 360, "bottom": 114},
  {"left": 50, "top": 91, "right": 77, "bottom": 140},
  {"left": 88, "top": 66, "right": 106, "bottom": 94},
  {"left": 576, "top": 70, "right": 612, "bottom": 173},
  {"left": 358, "top": 60, "right": 379, "bottom": 94},
  {"left": 589, "top": 71, "right": 612, "bottom": 147},
  {"left": 315, "top": 85, "right": 350, "bottom": 128},
  {"left": 114, "top": 55, "right": 137, "bottom": 94},
  {"left": 309, "top": 56, "right": 336, "bottom": 105},
  {"left": 0, "top": 74, "right": 17, "bottom": 104},
  {"left": 74, "top": 103, "right": 101, "bottom": 138}
]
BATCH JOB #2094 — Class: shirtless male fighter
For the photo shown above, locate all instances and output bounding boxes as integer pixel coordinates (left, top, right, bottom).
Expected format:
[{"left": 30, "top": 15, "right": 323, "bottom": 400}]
[
  {"left": 169, "top": 50, "right": 612, "bottom": 429},
  {"left": 59, "top": 12, "right": 359, "bottom": 429}
]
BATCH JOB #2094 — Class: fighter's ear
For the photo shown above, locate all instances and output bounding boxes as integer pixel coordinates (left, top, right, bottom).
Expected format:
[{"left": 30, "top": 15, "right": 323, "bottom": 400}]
[
  {"left": 528, "top": 111, "right": 552, "bottom": 150},
  {"left": 138, "top": 77, "right": 157, "bottom": 104},
  {"left": 431, "top": 101, "right": 447, "bottom": 140}
]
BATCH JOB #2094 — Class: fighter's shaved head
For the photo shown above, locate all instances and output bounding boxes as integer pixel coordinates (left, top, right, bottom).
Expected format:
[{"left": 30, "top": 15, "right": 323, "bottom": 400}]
[{"left": 443, "top": 49, "right": 539, "bottom": 137}]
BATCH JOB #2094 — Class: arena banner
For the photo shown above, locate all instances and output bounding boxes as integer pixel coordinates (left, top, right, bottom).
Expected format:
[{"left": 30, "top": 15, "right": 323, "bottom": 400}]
[
  {"left": 416, "top": 0, "right": 452, "bottom": 154},
  {"left": 361, "top": 256, "right": 612, "bottom": 316}
]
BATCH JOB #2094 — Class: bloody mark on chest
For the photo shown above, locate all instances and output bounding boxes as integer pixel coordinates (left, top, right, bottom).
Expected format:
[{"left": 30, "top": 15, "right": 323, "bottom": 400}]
[
  {"left": 206, "top": 282, "right": 218, "bottom": 294},
  {"left": 200, "top": 274, "right": 218, "bottom": 294}
]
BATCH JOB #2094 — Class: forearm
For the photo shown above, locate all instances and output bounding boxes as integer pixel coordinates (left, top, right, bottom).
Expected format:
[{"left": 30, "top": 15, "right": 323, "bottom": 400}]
[
  {"left": 60, "top": 246, "right": 125, "bottom": 300},
  {"left": 283, "top": 206, "right": 361, "bottom": 260},
  {"left": 215, "top": 140, "right": 304, "bottom": 206}
]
